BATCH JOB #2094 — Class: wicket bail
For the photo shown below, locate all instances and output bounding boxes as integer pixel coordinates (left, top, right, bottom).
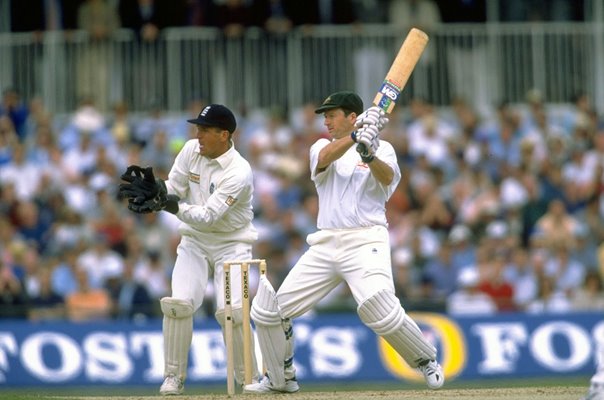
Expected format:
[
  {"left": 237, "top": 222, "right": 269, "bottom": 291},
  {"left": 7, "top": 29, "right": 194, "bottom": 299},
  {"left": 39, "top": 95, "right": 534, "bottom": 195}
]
[{"left": 223, "top": 259, "right": 267, "bottom": 395}]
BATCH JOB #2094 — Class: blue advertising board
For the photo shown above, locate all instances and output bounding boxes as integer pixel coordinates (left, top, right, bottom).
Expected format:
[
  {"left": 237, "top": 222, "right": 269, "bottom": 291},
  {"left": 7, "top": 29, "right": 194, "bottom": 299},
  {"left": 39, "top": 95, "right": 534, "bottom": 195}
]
[{"left": 0, "top": 312, "right": 601, "bottom": 386}]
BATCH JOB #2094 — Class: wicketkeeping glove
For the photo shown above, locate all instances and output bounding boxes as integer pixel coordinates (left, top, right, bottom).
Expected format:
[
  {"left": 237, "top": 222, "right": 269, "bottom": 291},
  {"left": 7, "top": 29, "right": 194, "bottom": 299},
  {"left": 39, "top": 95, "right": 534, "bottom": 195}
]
[
  {"left": 355, "top": 106, "right": 389, "bottom": 131},
  {"left": 118, "top": 165, "right": 180, "bottom": 214},
  {"left": 118, "top": 165, "right": 159, "bottom": 203},
  {"left": 128, "top": 179, "right": 180, "bottom": 214}
]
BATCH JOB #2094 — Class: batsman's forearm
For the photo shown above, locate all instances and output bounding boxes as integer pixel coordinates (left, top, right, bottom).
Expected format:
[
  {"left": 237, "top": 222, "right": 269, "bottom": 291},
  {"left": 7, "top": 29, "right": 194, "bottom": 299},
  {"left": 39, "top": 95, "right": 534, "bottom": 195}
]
[
  {"left": 368, "top": 158, "right": 394, "bottom": 186},
  {"left": 316, "top": 135, "right": 355, "bottom": 170}
]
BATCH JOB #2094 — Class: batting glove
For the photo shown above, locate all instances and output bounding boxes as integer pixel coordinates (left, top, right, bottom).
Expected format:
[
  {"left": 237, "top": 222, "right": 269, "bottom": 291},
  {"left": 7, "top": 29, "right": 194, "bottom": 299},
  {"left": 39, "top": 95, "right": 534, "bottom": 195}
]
[
  {"left": 355, "top": 106, "right": 389, "bottom": 131},
  {"left": 356, "top": 124, "right": 380, "bottom": 163}
]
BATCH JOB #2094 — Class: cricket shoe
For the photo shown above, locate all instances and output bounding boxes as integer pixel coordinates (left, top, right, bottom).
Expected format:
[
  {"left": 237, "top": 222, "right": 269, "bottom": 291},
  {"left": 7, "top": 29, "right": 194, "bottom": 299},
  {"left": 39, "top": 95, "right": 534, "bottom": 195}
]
[
  {"left": 581, "top": 375, "right": 604, "bottom": 400},
  {"left": 160, "top": 374, "right": 184, "bottom": 396},
  {"left": 418, "top": 359, "right": 444, "bottom": 389},
  {"left": 243, "top": 374, "right": 300, "bottom": 394},
  {"left": 581, "top": 392, "right": 604, "bottom": 400},
  {"left": 581, "top": 382, "right": 604, "bottom": 400}
]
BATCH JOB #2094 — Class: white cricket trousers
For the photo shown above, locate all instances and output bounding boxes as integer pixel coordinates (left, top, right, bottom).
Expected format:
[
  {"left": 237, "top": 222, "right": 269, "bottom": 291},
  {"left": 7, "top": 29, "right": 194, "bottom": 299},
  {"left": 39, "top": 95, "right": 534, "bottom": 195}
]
[
  {"left": 276, "top": 225, "right": 394, "bottom": 318},
  {"left": 171, "top": 234, "right": 254, "bottom": 312}
]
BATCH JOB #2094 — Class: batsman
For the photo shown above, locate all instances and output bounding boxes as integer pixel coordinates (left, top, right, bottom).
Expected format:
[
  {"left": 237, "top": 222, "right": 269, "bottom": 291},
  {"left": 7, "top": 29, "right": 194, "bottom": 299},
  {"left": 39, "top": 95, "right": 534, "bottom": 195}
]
[
  {"left": 118, "top": 104, "right": 261, "bottom": 395},
  {"left": 244, "top": 91, "right": 444, "bottom": 393}
]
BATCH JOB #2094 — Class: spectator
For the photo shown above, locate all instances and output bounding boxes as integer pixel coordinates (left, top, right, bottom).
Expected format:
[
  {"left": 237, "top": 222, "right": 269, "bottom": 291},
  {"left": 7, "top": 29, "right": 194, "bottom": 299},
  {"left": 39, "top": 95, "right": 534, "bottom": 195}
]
[
  {"left": 65, "top": 267, "right": 112, "bottom": 321},
  {"left": 0, "top": 88, "right": 29, "bottom": 141},
  {"left": 544, "top": 245, "right": 587, "bottom": 295},
  {"left": 447, "top": 267, "right": 497, "bottom": 316},
  {"left": 535, "top": 198, "right": 580, "bottom": 250},
  {"left": 59, "top": 96, "right": 108, "bottom": 151},
  {"left": 28, "top": 265, "right": 65, "bottom": 321},
  {"left": 520, "top": 173, "right": 550, "bottom": 246},
  {"left": 0, "top": 143, "right": 41, "bottom": 201},
  {"left": 392, "top": 247, "right": 417, "bottom": 302},
  {"left": 105, "top": 258, "right": 154, "bottom": 320},
  {"left": 423, "top": 241, "right": 458, "bottom": 297},
  {"left": 504, "top": 246, "right": 539, "bottom": 311},
  {"left": 477, "top": 250, "right": 516, "bottom": 312},
  {"left": 0, "top": 117, "right": 18, "bottom": 167},
  {"left": 118, "top": 0, "right": 185, "bottom": 108},
  {"left": 106, "top": 101, "right": 135, "bottom": 146},
  {"left": 389, "top": 0, "right": 440, "bottom": 32},
  {"left": 448, "top": 224, "right": 476, "bottom": 272},
  {"left": 50, "top": 248, "right": 80, "bottom": 298},
  {"left": 526, "top": 275, "right": 571, "bottom": 314},
  {"left": 0, "top": 259, "right": 29, "bottom": 318},
  {"left": 571, "top": 270, "right": 604, "bottom": 312},
  {"left": 76, "top": 233, "right": 124, "bottom": 289},
  {"left": 76, "top": 0, "right": 121, "bottom": 112},
  {"left": 251, "top": 0, "right": 294, "bottom": 34},
  {"left": 140, "top": 130, "right": 174, "bottom": 173},
  {"left": 209, "top": 0, "right": 253, "bottom": 38},
  {"left": 133, "top": 249, "right": 170, "bottom": 301},
  {"left": 13, "top": 201, "right": 52, "bottom": 254}
]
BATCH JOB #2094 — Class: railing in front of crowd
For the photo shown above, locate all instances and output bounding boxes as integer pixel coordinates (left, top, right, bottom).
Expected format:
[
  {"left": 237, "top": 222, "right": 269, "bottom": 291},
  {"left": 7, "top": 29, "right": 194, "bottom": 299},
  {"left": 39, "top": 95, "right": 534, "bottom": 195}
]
[{"left": 0, "top": 22, "right": 602, "bottom": 114}]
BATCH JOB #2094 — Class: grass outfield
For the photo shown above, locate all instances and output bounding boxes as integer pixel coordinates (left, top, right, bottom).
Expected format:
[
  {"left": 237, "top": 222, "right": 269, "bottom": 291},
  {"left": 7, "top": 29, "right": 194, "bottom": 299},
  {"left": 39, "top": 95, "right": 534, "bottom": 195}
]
[{"left": 0, "top": 376, "right": 591, "bottom": 400}]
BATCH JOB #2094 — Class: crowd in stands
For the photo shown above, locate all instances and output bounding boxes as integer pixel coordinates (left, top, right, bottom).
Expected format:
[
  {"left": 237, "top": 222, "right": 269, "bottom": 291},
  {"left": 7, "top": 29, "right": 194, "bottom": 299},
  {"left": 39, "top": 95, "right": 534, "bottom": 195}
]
[
  {"left": 1, "top": 0, "right": 602, "bottom": 323},
  {"left": 9, "top": 0, "right": 586, "bottom": 36},
  {"left": 1, "top": 81, "right": 604, "bottom": 322}
]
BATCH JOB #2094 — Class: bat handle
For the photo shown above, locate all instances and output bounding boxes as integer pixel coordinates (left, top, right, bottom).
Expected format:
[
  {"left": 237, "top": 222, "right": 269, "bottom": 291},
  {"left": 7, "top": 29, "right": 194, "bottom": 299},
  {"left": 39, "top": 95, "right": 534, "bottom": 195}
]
[{"left": 356, "top": 142, "right": 367, "bottom": 154}]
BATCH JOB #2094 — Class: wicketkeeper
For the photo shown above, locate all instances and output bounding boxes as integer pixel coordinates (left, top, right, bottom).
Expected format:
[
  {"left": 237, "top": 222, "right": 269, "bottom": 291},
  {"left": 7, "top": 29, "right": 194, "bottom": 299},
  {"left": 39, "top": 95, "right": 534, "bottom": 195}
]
[
  {"left": 243, "top": 91, "right": 444, "bottom": 394},
  {"left": 118, "top": 104, "right": 261, "bottom": 395}
]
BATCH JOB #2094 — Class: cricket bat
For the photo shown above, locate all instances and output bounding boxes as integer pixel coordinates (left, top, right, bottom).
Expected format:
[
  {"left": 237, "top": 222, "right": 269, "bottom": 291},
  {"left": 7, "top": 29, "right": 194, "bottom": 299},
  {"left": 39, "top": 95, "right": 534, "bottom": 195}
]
[{"left": 357, "top": 28, "right": 429, "bottom": 154}]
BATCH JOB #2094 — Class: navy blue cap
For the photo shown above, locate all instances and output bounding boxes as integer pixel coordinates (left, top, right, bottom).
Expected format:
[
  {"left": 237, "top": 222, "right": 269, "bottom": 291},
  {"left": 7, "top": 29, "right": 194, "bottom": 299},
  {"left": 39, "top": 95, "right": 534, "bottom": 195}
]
[{"left": 187, "top": 104, "right": 237, "bottom": 133}]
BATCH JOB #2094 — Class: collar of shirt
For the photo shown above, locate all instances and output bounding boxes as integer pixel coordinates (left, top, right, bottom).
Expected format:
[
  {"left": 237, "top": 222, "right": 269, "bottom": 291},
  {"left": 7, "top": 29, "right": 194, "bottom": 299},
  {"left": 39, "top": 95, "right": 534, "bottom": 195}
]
[{"left": 194, "top": 140, "right": 236, "bottom": 169}]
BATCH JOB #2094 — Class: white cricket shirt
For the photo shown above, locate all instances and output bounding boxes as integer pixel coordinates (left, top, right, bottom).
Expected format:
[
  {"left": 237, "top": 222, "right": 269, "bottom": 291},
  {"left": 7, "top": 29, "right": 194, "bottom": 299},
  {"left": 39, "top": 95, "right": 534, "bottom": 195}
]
[
  {"left": 165, "top": 139, "right": 257, "bottom": 242},
  {"left": 309, "top": 138, "right": 401, "bottom": 229}
]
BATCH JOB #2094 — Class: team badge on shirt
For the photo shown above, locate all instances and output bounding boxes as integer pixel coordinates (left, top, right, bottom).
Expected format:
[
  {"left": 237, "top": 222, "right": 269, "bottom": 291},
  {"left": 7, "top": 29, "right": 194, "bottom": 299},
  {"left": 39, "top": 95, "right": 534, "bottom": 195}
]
[
  {"left": 210, "top": 183, "right": 215, "bottom": 194},
  {"left": 225, "top": 196, "right": 237, "bottom": 206},
  {"left": 189, "top": 172, "right": 200, "bottom": 183}
]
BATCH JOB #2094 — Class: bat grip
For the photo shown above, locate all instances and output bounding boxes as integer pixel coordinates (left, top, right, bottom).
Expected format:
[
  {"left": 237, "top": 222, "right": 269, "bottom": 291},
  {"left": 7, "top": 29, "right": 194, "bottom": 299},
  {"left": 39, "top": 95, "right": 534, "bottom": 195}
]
[{"left": 356, "top": 142, "right": 367, "bottom": 154}]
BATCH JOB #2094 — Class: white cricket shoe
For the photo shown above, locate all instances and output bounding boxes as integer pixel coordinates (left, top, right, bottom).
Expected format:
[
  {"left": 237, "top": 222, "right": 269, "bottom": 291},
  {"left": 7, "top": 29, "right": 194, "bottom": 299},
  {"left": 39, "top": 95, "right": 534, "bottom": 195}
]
[
  {"left": 581, "top": 375, "right": 604, "bottom": 400},
  {"left": 160, "top": 374, "right": 184, "bottom": 396},
  {"left": 243, "top": 375, "right": 300, "bottom": 394},
  {"left": 581, "top": 383, "right": 604, "bottom": 400},
  {"left": 418, "top": 359, "right": 444, "bottom": 389}
]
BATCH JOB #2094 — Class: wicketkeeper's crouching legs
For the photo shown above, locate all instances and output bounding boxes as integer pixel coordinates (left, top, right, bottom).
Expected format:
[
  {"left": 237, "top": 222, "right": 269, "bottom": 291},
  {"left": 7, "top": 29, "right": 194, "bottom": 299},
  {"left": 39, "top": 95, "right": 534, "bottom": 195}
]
[
  {"left": 243, "top": 276, "right": 299, "bottom": 393},
  {"left": 159, "top": 297, "right": 194, "bottom": 395},
  {"left": 357, "top": 290, "right": 444, "bottom": 389}
]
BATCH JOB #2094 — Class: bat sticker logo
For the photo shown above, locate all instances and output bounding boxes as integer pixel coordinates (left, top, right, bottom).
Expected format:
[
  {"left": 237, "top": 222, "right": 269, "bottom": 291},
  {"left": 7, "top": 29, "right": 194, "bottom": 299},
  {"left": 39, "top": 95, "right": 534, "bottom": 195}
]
[
  {"left": 380, "top": 82, "right": 400, "bottom": 101},
  {"left": 378, "top": 96, "right": 393, "bottom": 111}
]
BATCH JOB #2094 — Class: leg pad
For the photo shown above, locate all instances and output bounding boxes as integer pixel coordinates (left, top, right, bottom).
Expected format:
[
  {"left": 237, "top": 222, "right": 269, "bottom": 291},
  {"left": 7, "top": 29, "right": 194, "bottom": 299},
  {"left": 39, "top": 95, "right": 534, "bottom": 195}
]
[
  {"left": 358, "top": 290, "right": 436, "bottom": 367},
  {"left": 160, "top": 297, "right": 194, "bottom": 381}
]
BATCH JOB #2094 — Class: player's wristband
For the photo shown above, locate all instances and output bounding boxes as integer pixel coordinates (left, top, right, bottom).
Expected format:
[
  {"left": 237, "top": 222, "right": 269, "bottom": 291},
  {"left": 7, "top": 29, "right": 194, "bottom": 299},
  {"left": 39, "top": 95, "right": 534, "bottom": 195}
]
[
  {"left": 163, "top": 194, "right": 180, "bottom": 214},
  {"left": 361, "top": 153, "right": 375, "bottom": 163},
  {"left": 351, "top": 131, "right": 358, "bottom": 142}
]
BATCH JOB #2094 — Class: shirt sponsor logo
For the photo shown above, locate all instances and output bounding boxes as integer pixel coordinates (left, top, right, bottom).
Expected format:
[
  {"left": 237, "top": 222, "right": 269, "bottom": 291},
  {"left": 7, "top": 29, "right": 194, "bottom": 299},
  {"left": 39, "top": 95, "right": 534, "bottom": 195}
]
[
  {"left": 225, "top": 196, "right": 237, "bottom": 206},
  {"left": 189, "top": 172, "right": 200, "bottom": 183}
]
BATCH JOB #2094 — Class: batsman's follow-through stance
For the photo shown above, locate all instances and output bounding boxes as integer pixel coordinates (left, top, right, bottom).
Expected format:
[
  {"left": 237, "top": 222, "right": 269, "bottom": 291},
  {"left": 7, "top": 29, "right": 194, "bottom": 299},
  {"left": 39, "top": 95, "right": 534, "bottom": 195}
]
[
  {"left": 244, "top": 91, "right": 444, "bottom": 394},
  {"left": 118, "top": 104, "right": 261, "bottom": 395}
]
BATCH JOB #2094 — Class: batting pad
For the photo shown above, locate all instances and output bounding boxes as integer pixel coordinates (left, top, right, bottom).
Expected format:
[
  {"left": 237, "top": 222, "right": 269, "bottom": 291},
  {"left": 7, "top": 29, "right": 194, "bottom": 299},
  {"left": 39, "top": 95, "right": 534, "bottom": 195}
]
[
  {"left": 215, "top": 308, "right": 260, "bottom": 385},
  {"left": 250, "top": 276, "right": 288, "bottom": 388},
  {"left": 160, "top": 297, "right": 194, "bottom": 381},
  {"left": 357, "top": 290, "right": 436, "bottom": 368}
]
